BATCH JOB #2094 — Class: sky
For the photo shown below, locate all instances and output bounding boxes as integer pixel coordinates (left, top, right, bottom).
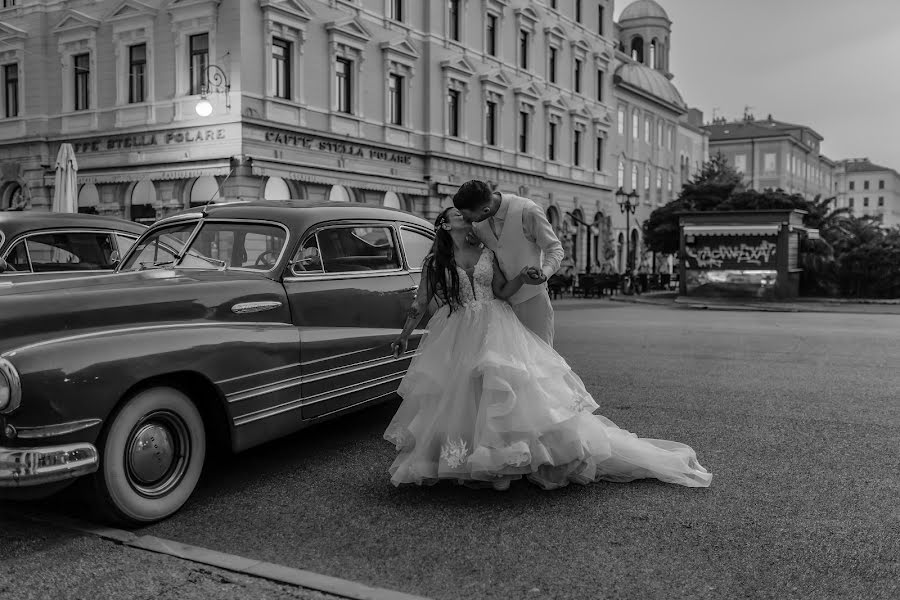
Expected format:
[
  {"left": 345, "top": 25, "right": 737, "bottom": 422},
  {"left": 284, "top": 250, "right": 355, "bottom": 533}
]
[{"left": 614, "top": 0, "right": 900, "bottom": 169}]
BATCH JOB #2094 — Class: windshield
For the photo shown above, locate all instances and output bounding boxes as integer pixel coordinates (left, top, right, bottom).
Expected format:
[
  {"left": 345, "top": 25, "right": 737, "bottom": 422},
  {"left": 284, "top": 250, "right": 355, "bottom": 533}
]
[
  {"left": 119, "top": 221, "right": 198, "bottom": 271},
  {"left": 119, "top": 220, "right": 288, "bottom": 272}
]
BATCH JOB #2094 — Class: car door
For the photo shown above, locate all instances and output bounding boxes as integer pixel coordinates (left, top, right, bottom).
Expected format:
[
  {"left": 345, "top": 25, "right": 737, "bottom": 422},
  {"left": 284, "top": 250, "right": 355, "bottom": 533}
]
[
  {"left": 283, "top": 220, "right": 418, "bottom": 420},
  {"left": 397, "top": 223, "right": 437, "bottom": 342}
]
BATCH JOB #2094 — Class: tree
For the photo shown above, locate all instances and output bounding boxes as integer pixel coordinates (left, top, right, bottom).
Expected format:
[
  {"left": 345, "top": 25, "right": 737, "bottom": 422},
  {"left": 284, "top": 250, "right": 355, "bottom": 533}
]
[{"left": 642, "top": 153, "right": 744, "bottom": 254}]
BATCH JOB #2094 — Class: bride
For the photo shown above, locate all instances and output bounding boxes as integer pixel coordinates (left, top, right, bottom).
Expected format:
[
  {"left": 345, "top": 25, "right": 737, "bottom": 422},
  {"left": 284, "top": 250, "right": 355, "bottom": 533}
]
[{"left": 386, "top": 207, "right": 711, "bottom": 491}]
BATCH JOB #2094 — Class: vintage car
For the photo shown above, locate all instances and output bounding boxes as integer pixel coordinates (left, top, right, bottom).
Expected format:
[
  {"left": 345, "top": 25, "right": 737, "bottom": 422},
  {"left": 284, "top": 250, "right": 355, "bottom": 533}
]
[
  {"left": 0, "top": 211, "right": 147, "bottom": 281},
  {"left": 0, "top": 200, "right": 434, "bottom": 524}
]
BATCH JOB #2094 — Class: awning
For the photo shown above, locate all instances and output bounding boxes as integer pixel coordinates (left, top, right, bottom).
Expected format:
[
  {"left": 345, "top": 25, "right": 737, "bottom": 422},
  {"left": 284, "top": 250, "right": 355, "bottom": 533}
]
[
  {"left": 250, "top": 159, "right": 430, "bottom": 197},
  {"left": 683, "top": 225, "right": 780, "bottom": 236},
  {"left": 43, "top": 160, "right": 233, "bottom": 186}
]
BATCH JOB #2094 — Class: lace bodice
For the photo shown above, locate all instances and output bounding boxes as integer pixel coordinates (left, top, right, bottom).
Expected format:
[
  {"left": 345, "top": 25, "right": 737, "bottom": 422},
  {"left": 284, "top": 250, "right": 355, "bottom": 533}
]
[{"left": 456, "top": 249, "right": 495, "bottom": 306}]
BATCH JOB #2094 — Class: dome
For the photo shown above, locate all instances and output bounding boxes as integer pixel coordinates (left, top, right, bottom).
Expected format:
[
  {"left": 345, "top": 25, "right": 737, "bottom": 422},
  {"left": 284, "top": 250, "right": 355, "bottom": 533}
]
[
  {"left": 614, "top": 62, "right": 685, "bottom": 110},
  {"left": 619, "top": 0, "right": 670, "bottom": 22}
]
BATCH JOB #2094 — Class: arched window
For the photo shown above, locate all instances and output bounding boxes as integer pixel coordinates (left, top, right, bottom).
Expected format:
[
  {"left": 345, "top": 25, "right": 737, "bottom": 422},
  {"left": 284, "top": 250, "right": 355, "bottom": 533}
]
[
  {"left": 546, "top": 205, "right": 560, "bottom": 231},
  {"left": 630, "top": 36, "right": 644, "bottom": 63},
  {"left": 383, "top": 191, "right": 402, "bottom": 209},
  {"left": 617, "top": 160, "right": 625, "bottom": 188},
  {"left": 190, "top": 176, "right": 220, "bottom": 207},
  {"left": 2, "top": 183, "right": 23, "bottom": 210},
  {"left": 631, "top": 163, "right": 638, "bottom": 190},
  {"left": 130, "top": 180, "right": 157, "bottom": 224},
  {"left": 264, "top": 177, "right": 291, "bottom": 201},
  {"left": 650, "top": 39, "right": 658, "bottom": 69},
  {"left": 328, "top": 184, "right": 352, "bottom": 203},
  {"left": 77, "top": 183, "right": 99, "bottom": 214}
]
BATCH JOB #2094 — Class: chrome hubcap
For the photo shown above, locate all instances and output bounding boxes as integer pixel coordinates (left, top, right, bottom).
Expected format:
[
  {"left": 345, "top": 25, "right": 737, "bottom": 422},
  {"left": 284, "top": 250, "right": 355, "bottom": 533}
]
[{"left": 125, "top": 411, "right": 190, "bottom": 498}]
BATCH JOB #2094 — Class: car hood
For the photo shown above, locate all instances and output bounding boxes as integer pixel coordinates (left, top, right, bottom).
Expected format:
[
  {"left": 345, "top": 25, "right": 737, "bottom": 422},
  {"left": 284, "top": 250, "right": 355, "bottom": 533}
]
[{"left": 0, "top": 269, "right": 289, "bottom": 355}]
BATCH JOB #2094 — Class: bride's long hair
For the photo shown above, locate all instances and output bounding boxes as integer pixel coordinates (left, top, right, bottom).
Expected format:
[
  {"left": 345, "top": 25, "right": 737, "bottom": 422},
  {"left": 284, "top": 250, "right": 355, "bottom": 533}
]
[{"left": 422, "top": 207, "right": 462, "bottom": 312}]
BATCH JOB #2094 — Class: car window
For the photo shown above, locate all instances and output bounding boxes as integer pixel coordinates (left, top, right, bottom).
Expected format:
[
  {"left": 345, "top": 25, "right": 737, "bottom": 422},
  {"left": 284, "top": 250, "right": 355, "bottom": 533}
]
[
  {"left": 289, "top": 236, "right": 324, "bottom": 274},
  {"left": 116, "top": 234, "right": 138, "bottom": 256},
  {"left": 24, "top": 232, "right": 117, "bottom": 272},
  {"left": 5, "top": 240, "right": 30, "bottom": 272},
  {"left": 179, "top": 222, "right": 287, "bottom": 271},
  {"left": 120, "top": 222, "right": 198, "bottom": 270},
  {"left": 316, "top": 226, "right": 401, "bottom": 273},
  {"left": 399, "top": 227, "right": 433, "bottom": 272}
]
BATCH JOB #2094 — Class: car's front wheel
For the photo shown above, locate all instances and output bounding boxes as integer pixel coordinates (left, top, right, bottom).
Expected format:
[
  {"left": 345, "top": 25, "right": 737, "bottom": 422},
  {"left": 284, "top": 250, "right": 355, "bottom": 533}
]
[{"left": 89, "top": 386, "right": 206, "bottom": 526}]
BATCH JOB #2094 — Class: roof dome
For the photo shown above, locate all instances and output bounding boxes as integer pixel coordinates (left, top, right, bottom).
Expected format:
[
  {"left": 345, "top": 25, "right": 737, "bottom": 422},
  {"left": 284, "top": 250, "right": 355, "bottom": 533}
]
[
  {"left": 619, "top": 0, "right": 670, "bottom": 21},
  {"left": 614, "top": 62, "right": 685, "bottom": 110}
]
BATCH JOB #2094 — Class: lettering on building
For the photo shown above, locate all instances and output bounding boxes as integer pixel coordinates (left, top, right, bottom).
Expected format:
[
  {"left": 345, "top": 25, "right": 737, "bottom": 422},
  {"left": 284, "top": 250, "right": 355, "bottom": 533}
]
[
  {"left": 70, "top": 129, "right": 227, "bottom": 154},
  {"left": 264, "top": 130, "right": 412, "bottom": 165}
]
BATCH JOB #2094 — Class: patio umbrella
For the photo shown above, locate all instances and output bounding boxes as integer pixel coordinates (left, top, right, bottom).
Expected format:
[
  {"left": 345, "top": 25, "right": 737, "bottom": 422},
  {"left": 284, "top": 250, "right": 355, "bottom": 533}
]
[{"left": 52, "top": 143, "right": 78, "bottom": 213}]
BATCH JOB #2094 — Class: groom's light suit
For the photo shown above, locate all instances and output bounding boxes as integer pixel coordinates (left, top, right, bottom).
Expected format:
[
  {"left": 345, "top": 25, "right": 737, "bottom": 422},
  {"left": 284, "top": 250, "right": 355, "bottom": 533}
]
[{"left": 474, "top": 193, "right": 565, "bottom": 347}]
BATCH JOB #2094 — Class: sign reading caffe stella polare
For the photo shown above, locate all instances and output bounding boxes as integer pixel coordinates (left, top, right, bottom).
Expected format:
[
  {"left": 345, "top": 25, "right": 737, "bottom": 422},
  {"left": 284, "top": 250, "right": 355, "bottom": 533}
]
[
  {"left": 262, "top": 129, "right": 413, "bottom": 165},
  {"left": 67, "top": 126, "right": 232, "bottom": 154}
]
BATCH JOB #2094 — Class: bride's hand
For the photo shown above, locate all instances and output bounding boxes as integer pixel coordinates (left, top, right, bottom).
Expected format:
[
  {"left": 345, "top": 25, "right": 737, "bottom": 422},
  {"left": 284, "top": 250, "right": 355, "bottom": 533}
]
[{"left": 391, "top": 337, "right": 408, "bottom": 359}]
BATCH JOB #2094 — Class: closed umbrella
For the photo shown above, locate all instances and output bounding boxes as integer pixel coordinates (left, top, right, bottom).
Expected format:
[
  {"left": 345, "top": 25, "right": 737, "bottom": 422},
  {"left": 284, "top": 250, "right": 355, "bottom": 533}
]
[{"left": 52, "top": 143, "right": 78, "bottom": 213}]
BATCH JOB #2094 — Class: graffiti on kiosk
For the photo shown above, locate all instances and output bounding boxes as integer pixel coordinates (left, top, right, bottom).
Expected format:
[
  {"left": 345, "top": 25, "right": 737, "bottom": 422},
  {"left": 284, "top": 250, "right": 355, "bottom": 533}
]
[{"left": 686, "top": 239, "right": 777, "bottom": 269}]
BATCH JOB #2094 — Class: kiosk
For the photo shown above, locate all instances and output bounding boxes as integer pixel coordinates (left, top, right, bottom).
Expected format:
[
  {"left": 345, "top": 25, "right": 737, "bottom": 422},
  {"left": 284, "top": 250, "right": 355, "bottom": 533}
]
[{"left": 678, "top": 210, "right": 812, "bottom": 300}]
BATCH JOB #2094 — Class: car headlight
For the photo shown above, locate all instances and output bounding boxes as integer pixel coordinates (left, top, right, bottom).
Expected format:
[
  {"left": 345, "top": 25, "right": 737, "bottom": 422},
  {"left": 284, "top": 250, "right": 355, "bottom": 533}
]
[{"left": 0, "top": 358, "right": 21, "bottom": 414}]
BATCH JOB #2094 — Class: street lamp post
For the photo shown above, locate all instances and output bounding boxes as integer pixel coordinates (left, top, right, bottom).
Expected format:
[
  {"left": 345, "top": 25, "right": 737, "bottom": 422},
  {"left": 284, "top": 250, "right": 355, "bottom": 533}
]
[{"left": 615, "top": 186, "right": 639, "bottom": 269}]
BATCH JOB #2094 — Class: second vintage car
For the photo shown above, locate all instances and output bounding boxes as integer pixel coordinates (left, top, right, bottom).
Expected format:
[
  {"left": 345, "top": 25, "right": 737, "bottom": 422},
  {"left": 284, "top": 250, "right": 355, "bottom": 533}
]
[
  {"left": 0, "top": 211, "right": 147, "bottom": 281},
  {"left": 0, "top": 200, "right": 434, "bottom": 524}
]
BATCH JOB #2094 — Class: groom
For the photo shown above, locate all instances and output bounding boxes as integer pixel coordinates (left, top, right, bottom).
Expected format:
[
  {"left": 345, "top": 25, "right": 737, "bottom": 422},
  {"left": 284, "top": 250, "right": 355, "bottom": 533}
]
[{"left": 453, "top": 180, "right": 564, "bottom": 347}]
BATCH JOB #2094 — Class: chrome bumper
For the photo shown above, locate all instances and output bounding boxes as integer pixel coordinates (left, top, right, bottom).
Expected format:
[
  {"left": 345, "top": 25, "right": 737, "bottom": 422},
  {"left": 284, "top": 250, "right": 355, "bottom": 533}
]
[{"left": 0, "top": 443, "right": 98, "bottom": 487}]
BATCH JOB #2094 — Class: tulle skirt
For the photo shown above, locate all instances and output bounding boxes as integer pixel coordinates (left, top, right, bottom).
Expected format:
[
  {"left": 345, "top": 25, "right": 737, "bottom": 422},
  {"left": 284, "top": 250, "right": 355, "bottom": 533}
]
[{"left": 384, "top": 299, "right": 712, "bottom": 490}]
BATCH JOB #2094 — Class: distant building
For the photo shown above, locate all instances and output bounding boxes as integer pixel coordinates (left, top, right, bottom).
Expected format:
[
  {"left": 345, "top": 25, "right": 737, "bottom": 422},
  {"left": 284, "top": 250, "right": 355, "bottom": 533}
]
[
  {"left": 703, "top": 114, "right": 835, "bottom": 199},
  {"left": 834, "top": 158, "right": 900, "bottom": 227},
  {"left": 677, "top": 107, "right": 709, "bottom": 186}
]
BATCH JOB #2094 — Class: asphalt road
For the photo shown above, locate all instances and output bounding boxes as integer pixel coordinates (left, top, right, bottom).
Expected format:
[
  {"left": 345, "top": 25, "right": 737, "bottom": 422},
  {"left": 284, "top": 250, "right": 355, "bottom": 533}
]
[{"left": 5, "top": 302, "right": 900, "bottom": 600}]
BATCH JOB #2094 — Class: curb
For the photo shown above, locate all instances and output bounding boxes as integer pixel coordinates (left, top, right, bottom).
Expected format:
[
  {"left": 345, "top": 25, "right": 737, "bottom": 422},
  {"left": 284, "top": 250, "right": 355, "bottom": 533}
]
[{"left": 10, "top": 507, "right": 432, "bottom": 600}]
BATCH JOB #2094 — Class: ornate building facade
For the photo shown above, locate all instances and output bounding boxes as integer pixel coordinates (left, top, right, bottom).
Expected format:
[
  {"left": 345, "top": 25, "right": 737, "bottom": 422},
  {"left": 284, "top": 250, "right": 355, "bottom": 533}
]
[{"left": 0, "top": 0, "right": 703, "bottom": 272}]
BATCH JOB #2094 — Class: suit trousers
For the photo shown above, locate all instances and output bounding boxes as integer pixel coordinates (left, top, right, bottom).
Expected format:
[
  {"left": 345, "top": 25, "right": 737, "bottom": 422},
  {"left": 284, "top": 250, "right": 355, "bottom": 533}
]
[{"left": 511, "top": 290, "right": 554, "bottom": 347}]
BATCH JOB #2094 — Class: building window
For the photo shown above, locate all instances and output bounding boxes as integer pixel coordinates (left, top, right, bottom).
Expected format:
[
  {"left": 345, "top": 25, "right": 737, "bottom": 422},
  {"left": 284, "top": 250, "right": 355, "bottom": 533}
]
[
  {"left": 864, "top": 180, "right": 870, "bottom": 190},
  {"left": 272, "top": 38, "right": 291, "bottom": 100},
  {"left": 189, "top": 33, "right": 209, "bottom": 96},
  {"left": 486, "top": 14, "right": 497, "bottom": 56},
  {"left": 519, "top": 30, "right": 529, "bottom": 69},
  {"left": 388, "top": 73, "right": 403, "bottom": 125},
  {"left": 449, "top": 0, "right": 460, "bottom": 42},
  {"left": 849, "top": 181, "right": 855, "bottom": 190},
  {"left": 575, "top": 0, "right": 582, "bottom": 22},
  {"left": 574, "top": 59, "right": 582, "bottom": 93},
  {"left": 596, "top": 69, "right": 603, "bottom": 101},
  {"left": 126, "top": 44, "right": 147, "bottom": 104},
  {"left": 336, "top": 57, "right": 352, "bottom": 114},
  {"left": 617, "top": 107, "right": 624, "bottom": 134},
  {"left": 617, "top": 160, "right": 624, "bottom": 187},
  {"left": 485, "top": 100, "right": 497, "bottom": 146},
  {"left": 878, "top": 196, "right": 884, "bottom": 207},
  {"left": 644, "top": 117, "right": 650, "bottom": 143},
  {"left": 734, "top": 154, "right": 747, "bottom": 174},
  {"left": 389, "top": 0, "right": 403, "bottom": 22},
  {"left": 667, "top": 125, "right": 674, "bottom": 150},
  {"left": 631, "top": 109, "right": 638, "bottom": 139},
  {"left": 595, "top": 136, "right": 603, "bottom": 171},
  {"left": 448, "top": 89, "right": 460, "bottom": 137},
  {"left": 764, "top": 153, "right": 776, "bottom": 173},
  {"left": 573, "top": 129, "right": 582, "bottom": 166},
  {"left": 3, "top": 63, "right": 17, "bottom": 118},
  {"left": 519, "top": 110, "right": 529, "bottom": 153},
  {"left": 550, "top": 0, "right": 557, "bottom": 9},
  {"left": 598, "top": 4, "right": 604, "bottom": 35},
  {"left": 548, "top": 122, "right": 557, "bottom": 161},
  {"left": 657, "top": 121, "right": 663, "bottom": 148},
  {"left": 879, "top": 179, "right": 885, "bottom": 189},
  {"left": 863, "top": 197, "right": 869, "bottom": 207},
  {"left": 644, "top": 165, "right": 650, "bottom": 190},
  {"left": 631, "top": 163, "right": 638, "bottom": 190},
  {"left": 2, "top": 1, "right": 16, "bottom": 6},
  {"left": 73, "top": 53, "right": 90, "bottom": 111},
  {"left": 549, "top": 47, "right": 557, "bottom": 83},
  {"left": 849, "top": 198, "right": 854, "bottom": 208}
]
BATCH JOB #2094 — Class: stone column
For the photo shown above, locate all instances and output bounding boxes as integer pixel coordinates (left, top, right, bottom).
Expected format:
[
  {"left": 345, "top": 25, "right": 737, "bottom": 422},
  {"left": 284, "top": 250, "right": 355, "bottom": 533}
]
[{"left": 221, "top": 156, "right": 262, "bottom": 200}]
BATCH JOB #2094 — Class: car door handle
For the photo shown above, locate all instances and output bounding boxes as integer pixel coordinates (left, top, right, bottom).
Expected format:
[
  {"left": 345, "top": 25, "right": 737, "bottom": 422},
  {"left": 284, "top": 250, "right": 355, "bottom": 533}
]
[{"left": 232, "top": 301, "right": 283, "bottom": 314}]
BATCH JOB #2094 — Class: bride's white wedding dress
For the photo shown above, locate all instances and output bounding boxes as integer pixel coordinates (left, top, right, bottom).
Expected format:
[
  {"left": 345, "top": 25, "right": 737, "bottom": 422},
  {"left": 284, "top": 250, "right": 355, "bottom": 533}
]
[{"left": 384, "top": 248, "right": 711, "bottom": 490}]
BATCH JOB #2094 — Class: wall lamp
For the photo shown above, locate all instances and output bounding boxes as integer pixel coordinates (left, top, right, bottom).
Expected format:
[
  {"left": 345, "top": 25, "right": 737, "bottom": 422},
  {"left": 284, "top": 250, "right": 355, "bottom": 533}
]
[{"left": 195, "top": 64, "right": 231, "bottom": 117}]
